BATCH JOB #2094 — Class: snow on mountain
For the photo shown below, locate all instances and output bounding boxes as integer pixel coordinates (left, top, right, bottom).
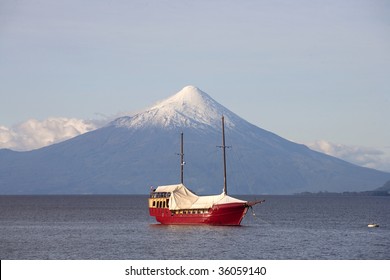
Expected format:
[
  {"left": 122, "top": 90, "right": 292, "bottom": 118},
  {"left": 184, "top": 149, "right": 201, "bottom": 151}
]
[{"left": 112, "top": 85, "right": 237, "bottom": 130}]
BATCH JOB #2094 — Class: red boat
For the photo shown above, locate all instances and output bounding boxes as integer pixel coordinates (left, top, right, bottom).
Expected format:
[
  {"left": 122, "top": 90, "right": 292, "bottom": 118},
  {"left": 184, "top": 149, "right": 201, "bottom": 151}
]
[{"left": 149, "top": 116, "right": 264, "bottom": 226}]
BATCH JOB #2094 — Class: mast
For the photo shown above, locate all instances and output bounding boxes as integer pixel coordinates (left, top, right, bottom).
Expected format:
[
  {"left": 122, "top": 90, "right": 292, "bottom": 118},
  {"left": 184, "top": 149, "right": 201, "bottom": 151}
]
[
  {"left": 180, "top": 132, "right": 184, "bottom": 184},
  {"left": 221, "top": 116, "right": 228, "bottom": 195}
]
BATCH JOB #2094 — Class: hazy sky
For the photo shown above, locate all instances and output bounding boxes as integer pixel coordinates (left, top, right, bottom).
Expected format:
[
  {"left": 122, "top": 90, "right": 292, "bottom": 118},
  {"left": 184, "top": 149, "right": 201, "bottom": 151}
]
[{"left": 1, "top": 0, "right": 390, "bottom": 171}]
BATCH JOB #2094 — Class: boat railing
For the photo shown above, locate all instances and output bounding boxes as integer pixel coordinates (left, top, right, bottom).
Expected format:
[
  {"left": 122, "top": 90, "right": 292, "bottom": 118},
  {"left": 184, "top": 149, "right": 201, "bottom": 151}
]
[{"left": 149, "top": 191, "right": 171, "bottom": 199}]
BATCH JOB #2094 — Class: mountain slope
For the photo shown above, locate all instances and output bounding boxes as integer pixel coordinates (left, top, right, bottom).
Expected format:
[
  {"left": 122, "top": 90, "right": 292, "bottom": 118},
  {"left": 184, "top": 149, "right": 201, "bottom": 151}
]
[
  {"left": 1, "top": 86, "right": 389, "bottom": 194},
  {"left": 376, "top": 180, "right": 390, "bottom": 192}
]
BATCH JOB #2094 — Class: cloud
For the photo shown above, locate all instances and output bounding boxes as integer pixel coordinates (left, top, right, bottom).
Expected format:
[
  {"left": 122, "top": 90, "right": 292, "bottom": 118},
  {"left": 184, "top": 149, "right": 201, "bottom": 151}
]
[
  {"left": 0, "top": 117, "right": 103, "bottom": 151},
  {"left": 307, "top": 140, "right": 390, "bottom": 172}
]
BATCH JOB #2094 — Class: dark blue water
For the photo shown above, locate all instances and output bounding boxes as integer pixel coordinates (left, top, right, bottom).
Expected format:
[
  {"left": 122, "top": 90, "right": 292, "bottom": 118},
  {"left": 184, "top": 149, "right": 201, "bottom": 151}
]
[{"left": 0, "top": 195, "right": 389, "bottom": 259}]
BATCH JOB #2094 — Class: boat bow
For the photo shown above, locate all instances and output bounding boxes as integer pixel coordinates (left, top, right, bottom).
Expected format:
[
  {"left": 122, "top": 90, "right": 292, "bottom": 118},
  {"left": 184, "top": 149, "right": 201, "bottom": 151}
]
[{"left": 246, "top": 199, "right": 266, "bottom": 207}]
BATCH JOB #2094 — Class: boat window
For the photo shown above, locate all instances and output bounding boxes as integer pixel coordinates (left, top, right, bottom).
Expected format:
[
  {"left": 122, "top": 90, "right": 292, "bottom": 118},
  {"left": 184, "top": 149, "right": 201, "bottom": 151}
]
[{"left": 152, "top": 201, "right": 156, "bottom": 207}]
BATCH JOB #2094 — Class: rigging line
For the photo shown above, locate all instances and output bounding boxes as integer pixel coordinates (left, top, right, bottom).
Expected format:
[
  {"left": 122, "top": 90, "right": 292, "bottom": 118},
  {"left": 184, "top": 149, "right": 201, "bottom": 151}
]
[{"left": 249, "top": 206, "right": 273, "bottom": 225}]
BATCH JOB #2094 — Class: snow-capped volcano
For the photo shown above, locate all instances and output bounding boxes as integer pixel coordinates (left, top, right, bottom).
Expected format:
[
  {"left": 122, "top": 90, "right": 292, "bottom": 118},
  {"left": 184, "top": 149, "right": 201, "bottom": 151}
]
[
  {"left": 113, "top": 86, "right": 236, "bottom": 130},
  {"left": 0, "top": 86, "right": 389, "bottom": 195}
]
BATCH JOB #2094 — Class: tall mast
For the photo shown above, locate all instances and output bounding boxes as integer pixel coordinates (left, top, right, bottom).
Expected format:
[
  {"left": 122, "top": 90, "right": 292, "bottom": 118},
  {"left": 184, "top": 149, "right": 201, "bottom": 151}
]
[
  {"left": 221, "top": 116, "right": 228, "bottom": 195},
  {"left": 180, "top": 132, "right": 184, "bottom": 184}
]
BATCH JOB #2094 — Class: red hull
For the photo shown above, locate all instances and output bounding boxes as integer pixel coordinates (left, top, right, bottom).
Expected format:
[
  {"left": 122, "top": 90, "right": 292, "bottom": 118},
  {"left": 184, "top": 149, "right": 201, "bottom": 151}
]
[{"left": 149, "top": 202, "right": 249, "bottom": 226}]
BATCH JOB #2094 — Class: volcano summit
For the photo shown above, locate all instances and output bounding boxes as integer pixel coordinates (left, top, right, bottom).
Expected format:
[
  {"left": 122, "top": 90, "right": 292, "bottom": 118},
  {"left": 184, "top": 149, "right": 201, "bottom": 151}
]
[{"left": 113, "top": 85, "right": 237, "bottom": 130}]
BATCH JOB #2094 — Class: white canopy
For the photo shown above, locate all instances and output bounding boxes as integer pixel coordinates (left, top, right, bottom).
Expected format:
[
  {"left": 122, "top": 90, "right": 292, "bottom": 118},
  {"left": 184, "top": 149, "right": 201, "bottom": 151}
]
[{"left": 154, "top": 184, "right": 246, "bottom": 210}]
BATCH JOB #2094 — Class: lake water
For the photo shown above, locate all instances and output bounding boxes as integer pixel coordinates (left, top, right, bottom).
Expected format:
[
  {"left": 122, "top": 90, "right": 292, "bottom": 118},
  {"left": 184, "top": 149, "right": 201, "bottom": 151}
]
[{"left": 0, "top": 195, "right": 389, "bottom": 260}]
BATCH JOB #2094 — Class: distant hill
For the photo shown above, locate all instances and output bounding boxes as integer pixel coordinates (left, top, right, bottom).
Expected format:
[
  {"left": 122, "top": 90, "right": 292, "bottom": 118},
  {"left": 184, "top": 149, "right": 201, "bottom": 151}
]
[
  {"left": 376, "top": 180, "right": 390, "bottom": 192},
  {"left": 0, "top": 86, "right": 389, "bottom": 194}
]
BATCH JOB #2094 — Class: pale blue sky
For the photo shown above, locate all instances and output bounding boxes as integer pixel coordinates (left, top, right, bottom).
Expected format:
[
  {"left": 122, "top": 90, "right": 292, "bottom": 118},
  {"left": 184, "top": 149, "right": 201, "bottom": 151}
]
[{"left": 1, "top": 0, "right": 390, "bottom": 170}]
